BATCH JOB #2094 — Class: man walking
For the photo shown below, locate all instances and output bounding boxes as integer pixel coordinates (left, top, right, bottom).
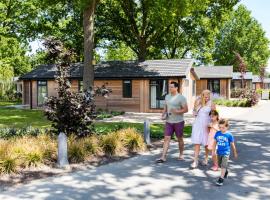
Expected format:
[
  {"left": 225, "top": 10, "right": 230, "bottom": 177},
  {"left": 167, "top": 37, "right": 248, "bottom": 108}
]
[{"left": 156, "top": 81, "right": 188, "bottom": 163}]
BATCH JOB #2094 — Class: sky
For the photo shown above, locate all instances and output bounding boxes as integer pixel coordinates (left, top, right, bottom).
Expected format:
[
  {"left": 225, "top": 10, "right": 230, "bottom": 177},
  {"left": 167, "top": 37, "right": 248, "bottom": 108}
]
[{"left": 29, "top": 0, "right": 270, "bottom": 71}]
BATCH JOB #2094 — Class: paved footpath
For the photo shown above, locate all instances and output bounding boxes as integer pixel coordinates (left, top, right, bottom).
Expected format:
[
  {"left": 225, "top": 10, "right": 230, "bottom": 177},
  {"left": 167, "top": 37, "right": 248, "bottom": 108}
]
[{"left": 1, "top": 102, "right": 270, "bottom": 200}]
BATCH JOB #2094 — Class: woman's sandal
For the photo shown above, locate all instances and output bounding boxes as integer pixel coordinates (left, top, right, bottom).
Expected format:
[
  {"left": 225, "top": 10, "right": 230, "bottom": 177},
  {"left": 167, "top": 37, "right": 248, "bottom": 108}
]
[
  {"left": 190, "top": 161, "right": 198, "bottom": 169},
  {"left": 156, "top": 158, "right": 166, "bottom": 163}
]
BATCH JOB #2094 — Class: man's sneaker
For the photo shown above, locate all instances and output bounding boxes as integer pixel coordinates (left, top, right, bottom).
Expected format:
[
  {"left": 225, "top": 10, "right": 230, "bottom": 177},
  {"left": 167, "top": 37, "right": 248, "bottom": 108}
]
[
  {"left": 224, "top": 170, "right": 229, "bottom": 179},
  {"left": 216, "top": 177, "right": 224, "bottom": 186}
]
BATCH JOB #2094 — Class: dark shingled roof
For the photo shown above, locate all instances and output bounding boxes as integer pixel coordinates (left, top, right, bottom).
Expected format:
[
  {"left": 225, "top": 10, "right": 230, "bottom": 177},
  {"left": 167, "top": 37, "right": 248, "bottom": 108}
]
[
  {"left": 20, "top": 59, "right": 194, "bottom": 80},
  {"left": 194, "top": 66, "right": 233, "bottom": 79}
]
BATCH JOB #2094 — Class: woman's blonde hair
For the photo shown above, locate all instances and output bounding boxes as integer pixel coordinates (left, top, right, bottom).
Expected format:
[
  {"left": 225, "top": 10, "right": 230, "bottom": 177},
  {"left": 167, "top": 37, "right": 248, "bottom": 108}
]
[{"left": 200, "top": 90, "right": 211, "bottom": 107}]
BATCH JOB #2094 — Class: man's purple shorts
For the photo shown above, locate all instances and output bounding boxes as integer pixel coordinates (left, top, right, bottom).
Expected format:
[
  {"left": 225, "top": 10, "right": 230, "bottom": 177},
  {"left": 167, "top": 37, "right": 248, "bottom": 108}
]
[{"left": 165, "top": 121, "right": 185, "bottom": 138}]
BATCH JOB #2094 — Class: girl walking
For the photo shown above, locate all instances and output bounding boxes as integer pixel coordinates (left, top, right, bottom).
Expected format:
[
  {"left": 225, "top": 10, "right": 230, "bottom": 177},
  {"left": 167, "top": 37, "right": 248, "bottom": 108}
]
[{"left": 208, "top": 110, "right": 219, "bottom": 171}]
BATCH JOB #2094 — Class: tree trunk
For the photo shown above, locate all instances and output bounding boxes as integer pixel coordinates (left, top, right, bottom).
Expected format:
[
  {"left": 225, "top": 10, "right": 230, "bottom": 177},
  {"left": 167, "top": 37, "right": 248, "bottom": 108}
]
[
  {"left": 83, "top": 0, "right": 97, "bottom": 91},
  {"left": 138, "top": 38, "right": 147, "bottom": 62}
]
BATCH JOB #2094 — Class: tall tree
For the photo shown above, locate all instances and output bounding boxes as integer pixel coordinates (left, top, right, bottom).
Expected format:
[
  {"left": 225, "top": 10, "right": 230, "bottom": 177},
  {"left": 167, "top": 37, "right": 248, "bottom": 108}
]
[
  {"left": 0, "top": 36, "right": 31, "bottom": 76},
  {"left": 96, "top": 0, "right": 239, "bottom": 62},
  {"left": 213, "top": 5, "right": 270, "bottom": 73},
  {"left": 82, "top": 0, "right": 98, "bottom": 91},
  {"left": 96, "top": 0, "right": 188, "bottom": 61},
  {"left": 0, "top": 0, "right": 38, "bottom": 76},
  {"left": 39, "top": 0, "right": 100, "bottom": 90},
  {"left": 152, "top": 0, "right": 239, "bottom": 63},
  {"left": 234, "top": 52, "right": 247, "bottom": 88},
  {"left": 0, "top": 0, "right": 39, "bottom": 42}
]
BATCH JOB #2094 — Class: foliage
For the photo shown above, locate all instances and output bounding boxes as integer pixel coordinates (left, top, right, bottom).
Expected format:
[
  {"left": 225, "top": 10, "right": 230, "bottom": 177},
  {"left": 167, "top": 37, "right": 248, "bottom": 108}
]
[
  {"left": 100, "top": 132, "right": 122, "bottom": 156},
  {"left": 213, "top": 5, "right": 270, "bottom": 74},
  {"left": 0, "top": 101, "right": 21, "bottom": 107},
  {"left": 241, "top": 89, "right": 259, "bottom": 107},
  {"left": 83, "top": 136, "right": 100, "bottom": 155},
  {"left": 104, "top": 42, "right": 136, "bottom": 61},
  {"left": 0, "top": 0, "right": 40, "bottom": 41},
  {"left": 0, "top": 127, "right": 152, "bottom": 174},
  {"left": 0, "top": 1, "right": 40, "bottom": 76},
  {"left": 0, "top": 156, "right": 18, "bottom": 174},
  {"left": 96, "top": 109, "right": 125, "bottom": 120},
  {"left": 0, "top": 134, "right": 57, "bottom": 174},
  {"left": 43, "top": 38, "right": 110, "bottom": 137},
  {"left": 0, "top": 36, "right": 32, "bottom": 76},
  {"left": 224, "top": 88, "right": 258, "bottom": 107},
  {"left": 214, "top": 98, "right": 249, "bottom": 107},
  {"left": 0, "top": 126, "right": 49, "bottom": 139},
  {"left": 256, "top": 89, "right": 270, "bottom": 95},
  {"left": 121, "top": 128, "right": 145, "bottom": 152},
  {"left": 96, "top": 0, "right": 239, "bottom": 61},
  {"left": 231, "top": 88, "right": 244, "bottom": 98},
  {"left": 68, "top": 136, "right": 87, "bottom": 163}
]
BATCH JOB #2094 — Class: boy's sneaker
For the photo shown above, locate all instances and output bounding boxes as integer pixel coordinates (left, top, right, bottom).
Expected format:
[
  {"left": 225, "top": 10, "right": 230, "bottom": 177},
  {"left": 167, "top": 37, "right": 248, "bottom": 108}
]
[
  {"left": 216, "top": 177, "right": 224, "bottom": 186},
  {"left": 224, "top": 170, "right": 229, "bottom": 179}
]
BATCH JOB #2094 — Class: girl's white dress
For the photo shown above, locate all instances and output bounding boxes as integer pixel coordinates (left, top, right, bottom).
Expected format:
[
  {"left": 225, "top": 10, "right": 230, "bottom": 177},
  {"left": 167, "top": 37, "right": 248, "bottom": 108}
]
[{"left": 191, "top": 101, "right": 211, "bottom": 146}]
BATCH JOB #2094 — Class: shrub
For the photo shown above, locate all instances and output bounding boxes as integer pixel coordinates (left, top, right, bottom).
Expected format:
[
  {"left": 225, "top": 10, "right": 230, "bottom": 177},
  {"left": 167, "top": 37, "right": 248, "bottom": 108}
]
[
  {"left": 214, "top": 98, "right": 250, "bottom": 107},
  {"left": 25, "top": 152, "right": 43, "bottom": 167},
  {"left": 231, "top": 88, "right": 243, "bottom": 98},
  {"left": 121, "top": 128, "right": 145, "bottom": 152},
  {"left": 68, "top": 136, "right": 87, "bottom": 163},
  {"left": 0, "top": 156, "right": 18, "bottom": 174},
  {"left": 36, "top": 134, "right": 57, "bottom": 163},
  {"left": 0, "top": 141, "right": 18, "bottom": 174},
  {"left": 83, "top": 136, "right": 100, "bottom": 155},
  {"left": 100, "top": 133, "right": 122, "bottom": 156},
  {"left": 94, "top": 124, "right": 124, "bottom": 135},
  {"left": 43, "top": 38, "right": 111, "bottom": 138},
  {"left": 0, "top": 127, "right": 49, "bottom": 139},
  {"left": 96, "top": 110, "right": 125, "bottom": 120},
  {"left": 241, "top": 90, "right": 259, "bottom": 106}
]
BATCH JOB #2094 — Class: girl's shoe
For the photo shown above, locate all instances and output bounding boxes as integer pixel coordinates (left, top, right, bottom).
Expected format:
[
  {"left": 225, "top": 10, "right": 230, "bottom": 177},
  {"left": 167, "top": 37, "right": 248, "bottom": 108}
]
[
  {"left": 216, "top": 177, "right": 224, "bottom": 186},
  {"left": 190, "top": 161, "right": 198, "bottom": 169},
  {"left": 211, "top": 165, "right": 219, "bottom": 171},
  {"left": 224, "top": 170, "right": 229, "bottom": 178}
]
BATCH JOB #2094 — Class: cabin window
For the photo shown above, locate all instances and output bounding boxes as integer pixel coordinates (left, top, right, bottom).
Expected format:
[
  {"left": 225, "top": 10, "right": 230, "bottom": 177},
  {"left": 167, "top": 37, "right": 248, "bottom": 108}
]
[
  {"left": 264, "top": 83, "right": 270, "bottom": 89},
  {"left": 79, "top": 81, "right": 83, "bottom": 92},
  {"left": 207, "top": 79, "right": 220, "bottom": 96},
  {"left": 123, "top": 80, "right": 132, "bottom": 98},
  {"left": 150, "top": 80, "right": 168, "bottom": 109},
  {"left": 252, "top": 83, "right": 256, "bottom": 90},
  {"left": 37, "top": 81, "right": 48, "bottom": 106},
  {"left": 192, "top": 80, "right": 196, "bottom": 96}
]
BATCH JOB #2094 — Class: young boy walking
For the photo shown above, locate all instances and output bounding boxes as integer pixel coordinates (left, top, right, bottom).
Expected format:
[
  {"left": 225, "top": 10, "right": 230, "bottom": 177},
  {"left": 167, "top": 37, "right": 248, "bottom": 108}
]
[{"left": 213, "top": 119, "right": 238, "bottom": 186}]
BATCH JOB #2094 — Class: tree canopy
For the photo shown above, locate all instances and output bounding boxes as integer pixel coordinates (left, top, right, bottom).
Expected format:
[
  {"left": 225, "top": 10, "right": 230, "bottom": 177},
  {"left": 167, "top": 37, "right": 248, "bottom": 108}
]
[
  {"left": 213, "top": 5, "right": 270, "bottom": 73},
  {"left": 96, "top": 0, "right": 239, "bottom": 61}
]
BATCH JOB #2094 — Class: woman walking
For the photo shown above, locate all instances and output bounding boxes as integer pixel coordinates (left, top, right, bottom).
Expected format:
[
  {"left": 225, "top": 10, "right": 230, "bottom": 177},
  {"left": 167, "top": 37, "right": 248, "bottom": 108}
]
[{"left": 191, "top": 90, "right": 216, "bottom": 168}]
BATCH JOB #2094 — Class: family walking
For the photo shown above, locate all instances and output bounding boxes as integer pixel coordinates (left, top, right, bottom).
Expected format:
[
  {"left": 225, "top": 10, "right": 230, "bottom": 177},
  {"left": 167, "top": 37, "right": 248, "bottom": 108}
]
[{"left": 156, "top": 82, "right": 238, "bottom": 186}]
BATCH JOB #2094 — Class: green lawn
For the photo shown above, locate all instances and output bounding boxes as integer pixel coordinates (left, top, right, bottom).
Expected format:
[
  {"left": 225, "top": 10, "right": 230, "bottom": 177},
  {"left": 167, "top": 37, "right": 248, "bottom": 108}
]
[
  {"left": 0, "top": 108, "right": 50, "bottom": 128},
  {"left": 0, "top": 108, "right": 192, "bottom": 138},
  {"left": 94, "top": 122, "right": 192, "bottom": 139},
  {"left": 0, "top": 101, "right": 21, "bottom": 107}
]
